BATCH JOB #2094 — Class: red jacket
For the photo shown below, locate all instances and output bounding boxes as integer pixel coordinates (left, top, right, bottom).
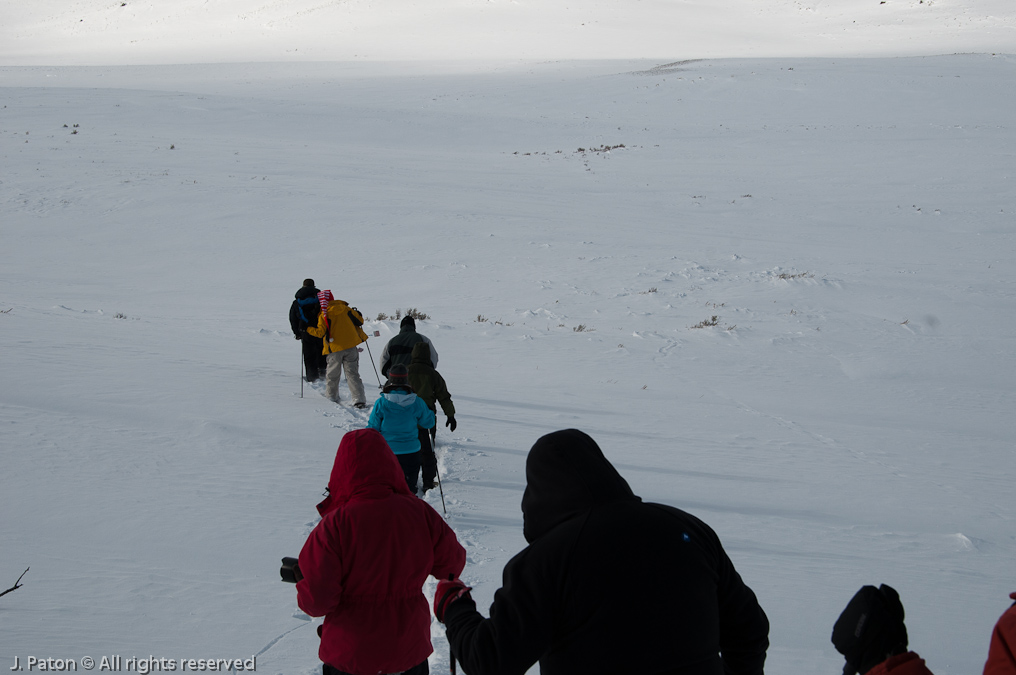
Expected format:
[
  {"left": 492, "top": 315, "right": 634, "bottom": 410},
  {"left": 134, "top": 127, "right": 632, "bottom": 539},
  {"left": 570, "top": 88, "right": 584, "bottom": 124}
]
[
  {"left": 297, "top": 428, "right": 466, "bottom": 674},
  {"left": 865, "top": 652, "right": 934, "bottom": 675},
  {"left": 984, "top": 592, "right": 1016, "bottom": 675}
]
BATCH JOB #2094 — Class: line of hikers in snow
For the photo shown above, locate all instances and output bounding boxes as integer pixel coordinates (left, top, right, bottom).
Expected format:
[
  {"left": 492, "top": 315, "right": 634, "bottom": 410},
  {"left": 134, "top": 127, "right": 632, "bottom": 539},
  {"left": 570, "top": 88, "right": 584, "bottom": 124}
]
[
  {"left": 290, "top": 278, "right": 455, "bottom": 493},
  {"left": 288, "top": 280, "right": 1015, "bottom": 675}
]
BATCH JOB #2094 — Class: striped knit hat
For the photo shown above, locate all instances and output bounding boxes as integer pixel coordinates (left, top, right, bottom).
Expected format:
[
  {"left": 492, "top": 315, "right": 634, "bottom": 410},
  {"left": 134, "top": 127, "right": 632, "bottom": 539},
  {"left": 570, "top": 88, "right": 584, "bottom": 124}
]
[{"left": 317, "top": 290, "right": 334, "bottom": 340}]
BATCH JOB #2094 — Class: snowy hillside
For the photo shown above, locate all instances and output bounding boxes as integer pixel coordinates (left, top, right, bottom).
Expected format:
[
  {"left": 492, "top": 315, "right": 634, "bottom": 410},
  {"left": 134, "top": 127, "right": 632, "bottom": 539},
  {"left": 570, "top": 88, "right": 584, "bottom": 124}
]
[
  {"left": 2, "top": 0, "right": 1016, "bottom": 65},
  {"left": 2, "top": 1, "right": 1015, "bottom": 674}
]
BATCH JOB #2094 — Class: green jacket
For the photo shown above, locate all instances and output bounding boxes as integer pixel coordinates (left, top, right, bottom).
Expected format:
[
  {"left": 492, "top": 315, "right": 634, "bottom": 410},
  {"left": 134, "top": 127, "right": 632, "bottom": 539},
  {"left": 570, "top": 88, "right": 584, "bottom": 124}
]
[{"left": 407, "top": 342, "right": 455, "bottom": 418}]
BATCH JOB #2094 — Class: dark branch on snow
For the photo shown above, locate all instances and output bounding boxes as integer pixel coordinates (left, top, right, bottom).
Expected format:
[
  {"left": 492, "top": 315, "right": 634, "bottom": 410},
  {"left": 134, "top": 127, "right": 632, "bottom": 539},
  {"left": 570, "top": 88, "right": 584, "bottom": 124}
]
[{"left": 0, "top": 567, "right": 29, "bottom": 599}]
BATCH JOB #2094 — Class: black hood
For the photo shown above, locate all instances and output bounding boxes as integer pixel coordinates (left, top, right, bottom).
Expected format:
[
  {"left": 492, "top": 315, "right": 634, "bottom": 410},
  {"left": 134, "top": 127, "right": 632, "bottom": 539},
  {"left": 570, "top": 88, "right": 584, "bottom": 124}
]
[
  {"left": 521, "top": 429, "right": 640, "bottom": 543},
  {"left": 295, "top": 285, "right": 319, "bottom": 300}
]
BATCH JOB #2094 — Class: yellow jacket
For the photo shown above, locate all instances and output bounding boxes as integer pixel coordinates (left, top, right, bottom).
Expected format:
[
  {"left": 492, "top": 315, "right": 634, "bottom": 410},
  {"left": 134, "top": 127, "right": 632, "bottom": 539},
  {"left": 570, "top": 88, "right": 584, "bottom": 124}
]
[{"left": 307, "top": 300, "right": 368, "bottom": 354}]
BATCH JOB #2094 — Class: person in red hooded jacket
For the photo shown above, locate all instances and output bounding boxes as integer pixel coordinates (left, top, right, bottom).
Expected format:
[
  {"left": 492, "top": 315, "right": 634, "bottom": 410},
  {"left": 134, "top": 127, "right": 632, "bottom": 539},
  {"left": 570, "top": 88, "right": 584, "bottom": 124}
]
[
  {"left": 984, "top": 592, "right": 1016, "bottom": 675},
  {"left": 296, "top": 428, "right": 466, "bottom": 675}
]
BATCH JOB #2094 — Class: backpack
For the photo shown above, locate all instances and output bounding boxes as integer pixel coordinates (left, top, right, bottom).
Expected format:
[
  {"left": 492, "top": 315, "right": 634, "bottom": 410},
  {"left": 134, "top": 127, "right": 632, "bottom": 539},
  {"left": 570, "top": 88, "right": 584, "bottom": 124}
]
[
  {"left": 348, "top": 307, "right": 364, "bottom": 327},
  {"left": 295, "top": 295, "right": 320, "bottom": 326}
]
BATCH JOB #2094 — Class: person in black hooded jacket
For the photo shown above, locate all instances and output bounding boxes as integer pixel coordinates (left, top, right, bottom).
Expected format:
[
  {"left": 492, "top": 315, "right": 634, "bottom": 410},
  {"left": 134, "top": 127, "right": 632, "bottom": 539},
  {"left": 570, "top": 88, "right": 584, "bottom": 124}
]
[
  {"left": 290, "top": 279, "right": 327, "bottom": 382},
  {"left": 434, "top": 429, "right": 770, "bottom": 675}
]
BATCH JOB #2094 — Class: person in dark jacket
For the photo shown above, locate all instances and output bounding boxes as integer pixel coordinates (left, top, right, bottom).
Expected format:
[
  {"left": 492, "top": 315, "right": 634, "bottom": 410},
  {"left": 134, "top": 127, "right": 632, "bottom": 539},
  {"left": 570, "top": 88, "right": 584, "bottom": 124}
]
[
  {"left": 290, "top": 279, "right": 327, "bottom": 382},
  {"left": 297, "top": 428, "right": 466, "bottom": 675},
  {"left": 433, "top": 429, "right": 770, "bottom": 675},
  {"left": 380, "top": 316, "right": 438, "bottom": 378},
  {"left": 407, "top": 342, "right": 456, "bottom": 492},
  {"left": 831, "top": 584, "right": 934, "bottom": 675}
]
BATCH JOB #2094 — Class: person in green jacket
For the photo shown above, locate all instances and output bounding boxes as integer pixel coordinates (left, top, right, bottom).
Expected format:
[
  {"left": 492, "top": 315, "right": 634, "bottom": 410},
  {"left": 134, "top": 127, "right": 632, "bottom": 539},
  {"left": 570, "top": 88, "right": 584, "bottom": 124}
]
[{"left": 407, "top": 342, "right": 456, "bottom": 492}]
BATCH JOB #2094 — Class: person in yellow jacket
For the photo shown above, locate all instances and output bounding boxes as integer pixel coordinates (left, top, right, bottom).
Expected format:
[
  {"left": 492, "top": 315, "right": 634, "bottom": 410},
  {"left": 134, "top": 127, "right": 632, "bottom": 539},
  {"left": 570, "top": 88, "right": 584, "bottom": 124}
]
[{"left": 306, "top": 291, "right": 369, "bottom": 408}]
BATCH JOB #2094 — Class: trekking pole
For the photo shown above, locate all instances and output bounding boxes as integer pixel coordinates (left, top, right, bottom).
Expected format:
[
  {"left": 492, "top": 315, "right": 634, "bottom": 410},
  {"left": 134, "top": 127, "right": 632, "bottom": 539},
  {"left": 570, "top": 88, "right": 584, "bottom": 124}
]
[
  {"left": 300, "top": 349, "right": 304, "bottom": 399},
  {"left": 435, "top": 465, "right": 447, "bottom": 516},
  {"left": 433, "top": 429, "right": 447, "bottom": 516},
  {"left": 363, "top": 337, "right": 383, "bottom": 389}
]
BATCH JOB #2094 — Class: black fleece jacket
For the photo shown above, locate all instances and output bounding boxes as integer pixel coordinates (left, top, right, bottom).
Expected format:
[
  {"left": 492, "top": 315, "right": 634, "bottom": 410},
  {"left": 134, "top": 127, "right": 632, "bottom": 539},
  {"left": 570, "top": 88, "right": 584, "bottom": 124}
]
[{"left": 444, "top": 429, "right": 769, "bottom": 675}]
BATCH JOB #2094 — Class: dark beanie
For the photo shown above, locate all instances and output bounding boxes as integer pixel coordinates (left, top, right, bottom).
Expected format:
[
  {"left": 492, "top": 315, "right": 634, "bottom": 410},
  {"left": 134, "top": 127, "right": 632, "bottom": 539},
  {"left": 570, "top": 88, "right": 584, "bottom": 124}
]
[
  {"left": 400, "top": 315, "right": 416, "bottom": 330},
  {"left": 303, "top": 278, "right": 315, "bottom": 287},
  {"left": 387, "top": 364, "right": 410, "bottom": 385},
  {"left": 832, "top": 584, "right": 909, "bottom": 675}
]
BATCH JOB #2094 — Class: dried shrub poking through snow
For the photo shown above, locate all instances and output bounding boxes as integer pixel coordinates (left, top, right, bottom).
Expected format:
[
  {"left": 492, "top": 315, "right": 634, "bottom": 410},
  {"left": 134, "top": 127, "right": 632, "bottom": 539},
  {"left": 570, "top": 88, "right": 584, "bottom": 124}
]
[
  {"left": 404, "top": 308, "right": 429, "bottom": 320},
  {"left": 690, "top": 315, "right": 719, "bottom": 329},
  {"left": 377, "top": 308, "right": 430, "bottom": 322}
]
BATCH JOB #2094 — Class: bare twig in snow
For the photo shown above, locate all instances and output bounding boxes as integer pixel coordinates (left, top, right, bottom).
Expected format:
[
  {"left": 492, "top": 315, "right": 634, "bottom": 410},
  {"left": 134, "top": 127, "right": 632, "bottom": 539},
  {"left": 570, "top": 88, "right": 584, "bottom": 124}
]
[{"left": 0, "top": 567, "right": 29, "bottom": 599}]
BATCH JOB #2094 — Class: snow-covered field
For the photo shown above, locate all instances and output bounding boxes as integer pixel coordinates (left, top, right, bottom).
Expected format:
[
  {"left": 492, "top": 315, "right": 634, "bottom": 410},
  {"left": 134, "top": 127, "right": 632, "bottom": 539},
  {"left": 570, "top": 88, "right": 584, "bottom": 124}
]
[{"left": 2, "top": 2, "right": 1015, "bottom": 674}]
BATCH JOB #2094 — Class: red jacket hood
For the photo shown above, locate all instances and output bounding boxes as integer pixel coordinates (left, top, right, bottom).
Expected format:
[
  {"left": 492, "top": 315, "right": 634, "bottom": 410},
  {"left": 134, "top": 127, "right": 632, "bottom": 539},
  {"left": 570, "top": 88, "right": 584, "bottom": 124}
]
[{"left": 317, "top": 428, "right": 411, "bottom": 516}]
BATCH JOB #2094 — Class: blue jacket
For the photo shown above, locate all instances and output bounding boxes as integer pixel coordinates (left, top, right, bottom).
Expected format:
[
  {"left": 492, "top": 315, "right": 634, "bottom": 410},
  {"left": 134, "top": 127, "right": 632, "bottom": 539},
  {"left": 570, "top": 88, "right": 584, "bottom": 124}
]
[{"left": 367, "top": 388, "right": 436, "bottom": 455}]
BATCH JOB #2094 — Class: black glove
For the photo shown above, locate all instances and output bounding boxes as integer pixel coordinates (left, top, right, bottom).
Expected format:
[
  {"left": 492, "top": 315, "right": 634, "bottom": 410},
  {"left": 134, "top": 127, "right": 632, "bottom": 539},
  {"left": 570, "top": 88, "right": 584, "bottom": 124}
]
[
  {"left": 446, "top": 416, "right": 457, "bottom": 432},
  {"left": 280, "top": 557, "right": 303, "bottom": 583},
  {"left": 294, "top": 332, "right": 303, "bottom": 340}
]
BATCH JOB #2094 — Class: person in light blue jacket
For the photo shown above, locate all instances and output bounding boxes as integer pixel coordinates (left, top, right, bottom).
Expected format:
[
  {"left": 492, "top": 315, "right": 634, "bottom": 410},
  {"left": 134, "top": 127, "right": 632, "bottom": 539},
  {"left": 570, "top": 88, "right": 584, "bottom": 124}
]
[{"left": 367, "top": 364, "right": 436, "bottom": 493}]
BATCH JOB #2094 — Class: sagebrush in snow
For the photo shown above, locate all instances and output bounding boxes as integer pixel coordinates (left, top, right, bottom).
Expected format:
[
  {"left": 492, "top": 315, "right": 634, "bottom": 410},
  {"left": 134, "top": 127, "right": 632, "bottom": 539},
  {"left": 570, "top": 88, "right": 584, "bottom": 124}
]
[{"left": 691, "top": 315, "right": 719, "bottom": 329}]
